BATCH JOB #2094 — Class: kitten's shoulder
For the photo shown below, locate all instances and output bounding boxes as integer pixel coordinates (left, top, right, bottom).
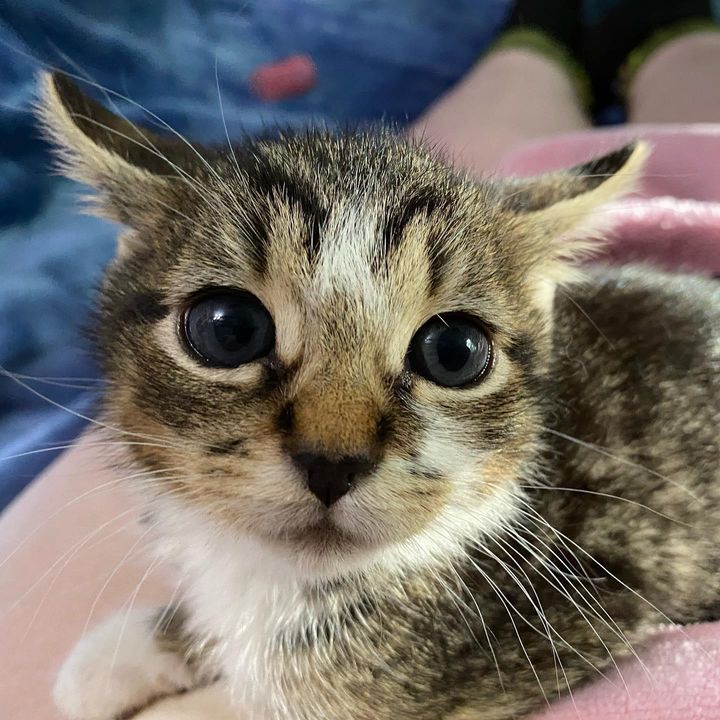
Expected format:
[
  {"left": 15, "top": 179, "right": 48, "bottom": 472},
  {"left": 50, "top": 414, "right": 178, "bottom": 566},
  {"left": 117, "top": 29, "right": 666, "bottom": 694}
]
[
  {"left": 554, "top": 264, "right": 720, "bottom": 370},
  {"left": 549, "top": 263, "right": 719, "bottom": 489},
  {"left": 550, "top": 263, "right": 719, "bottom": 463}
]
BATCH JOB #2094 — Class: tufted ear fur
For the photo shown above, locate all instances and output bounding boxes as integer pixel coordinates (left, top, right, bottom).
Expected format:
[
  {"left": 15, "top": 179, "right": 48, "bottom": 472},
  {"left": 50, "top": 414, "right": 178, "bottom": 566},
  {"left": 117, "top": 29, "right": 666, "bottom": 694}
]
[
  {"left": 35, "top": 72, "right": 206, "bottom": 230},
  {"left": 500, "top": 142, "right": 650, "bottom": 287}
]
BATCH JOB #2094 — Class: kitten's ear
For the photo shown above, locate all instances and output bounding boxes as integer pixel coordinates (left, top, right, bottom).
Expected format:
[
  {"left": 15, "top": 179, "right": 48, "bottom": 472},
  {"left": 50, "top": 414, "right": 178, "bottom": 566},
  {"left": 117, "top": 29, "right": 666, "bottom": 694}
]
[
  {"left": 501, "top": 142, "right": 649, "bottom": 280},
  {"left": 500, "top": 143, "right": 648, "bottom": 214},
  {"left": 36, "top": 72, "right": 199, "bottom": 227}
]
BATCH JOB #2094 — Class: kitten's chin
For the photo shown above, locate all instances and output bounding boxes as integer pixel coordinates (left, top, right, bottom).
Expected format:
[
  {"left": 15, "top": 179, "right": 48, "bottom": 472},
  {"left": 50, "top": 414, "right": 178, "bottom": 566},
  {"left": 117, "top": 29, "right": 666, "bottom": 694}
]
[
  {"left": 252, "top": 503, "right": 436, "bottom": 580},
  {"left": 263, "top": 515, "right": 379, "bottom": 575}
]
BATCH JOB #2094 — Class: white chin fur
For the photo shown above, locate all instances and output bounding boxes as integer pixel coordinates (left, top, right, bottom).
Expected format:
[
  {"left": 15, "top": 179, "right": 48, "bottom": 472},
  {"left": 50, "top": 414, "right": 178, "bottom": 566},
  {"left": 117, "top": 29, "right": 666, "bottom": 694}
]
[
  {"left": 53, "top": 609, "right": 195, "bottom": 720},
  {"left": 154, "top": 474, "right": 520, "bottom": 585}
]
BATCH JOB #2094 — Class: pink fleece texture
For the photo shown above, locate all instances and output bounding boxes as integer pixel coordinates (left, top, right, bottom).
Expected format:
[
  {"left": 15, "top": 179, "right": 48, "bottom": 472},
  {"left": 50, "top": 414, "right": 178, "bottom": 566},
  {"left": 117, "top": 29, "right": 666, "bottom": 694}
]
[{"left": 501, "top": 125, "right": 720, "bottom": 719}]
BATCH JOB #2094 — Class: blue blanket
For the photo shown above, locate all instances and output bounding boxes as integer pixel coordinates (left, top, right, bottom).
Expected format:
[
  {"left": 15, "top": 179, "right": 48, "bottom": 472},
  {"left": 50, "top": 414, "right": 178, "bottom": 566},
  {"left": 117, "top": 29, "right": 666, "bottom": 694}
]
[{"left": 0, "top": 0, "right": 510, "bottom": 508}]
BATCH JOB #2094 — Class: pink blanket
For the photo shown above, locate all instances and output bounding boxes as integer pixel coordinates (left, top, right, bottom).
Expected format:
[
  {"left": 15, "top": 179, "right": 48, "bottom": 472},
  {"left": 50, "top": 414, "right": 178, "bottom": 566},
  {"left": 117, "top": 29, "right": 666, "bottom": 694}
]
[
  {"left": 500, "top": 125, "right": 720, "bottom": 719},
  {"left": 532, "top": 623, "right": 720, "bottom": 719}
]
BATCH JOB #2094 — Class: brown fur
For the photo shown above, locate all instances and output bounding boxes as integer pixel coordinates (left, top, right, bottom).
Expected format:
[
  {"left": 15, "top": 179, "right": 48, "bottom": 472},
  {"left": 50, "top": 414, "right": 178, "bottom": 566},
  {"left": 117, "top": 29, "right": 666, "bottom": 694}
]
[{"left": 40, "top": 72, "right": 719, "bottom": 720}]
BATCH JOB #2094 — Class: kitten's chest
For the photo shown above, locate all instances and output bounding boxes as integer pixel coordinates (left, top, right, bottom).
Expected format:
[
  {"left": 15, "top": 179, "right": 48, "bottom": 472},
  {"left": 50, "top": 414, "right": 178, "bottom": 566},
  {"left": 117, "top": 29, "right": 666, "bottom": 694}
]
[
  {"left": 157, "top": 516, "right": 356, "bottom": 718},
  {"left": 183, "top": 560, "right": 346, "bottom": 720},
  {"left": 187, "top": 579, "right": 298, "bottom": 716}
]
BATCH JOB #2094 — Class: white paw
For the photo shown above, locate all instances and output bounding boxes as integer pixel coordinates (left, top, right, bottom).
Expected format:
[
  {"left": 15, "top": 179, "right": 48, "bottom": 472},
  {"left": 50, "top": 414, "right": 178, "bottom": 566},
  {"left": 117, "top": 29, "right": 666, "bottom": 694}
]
[{"left": 53, "top": 608, "right": 195, "bottom": 720}]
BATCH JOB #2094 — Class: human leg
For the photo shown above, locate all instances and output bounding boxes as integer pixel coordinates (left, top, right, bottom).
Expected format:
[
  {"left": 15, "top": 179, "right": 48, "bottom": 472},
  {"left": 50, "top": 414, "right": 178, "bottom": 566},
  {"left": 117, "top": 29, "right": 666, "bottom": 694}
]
[
  {"left": 629, "top": 30, "right": 720, "bottom": 123},
  {"left": 414, "top": 46, "right": 589, "bottom": 173}
]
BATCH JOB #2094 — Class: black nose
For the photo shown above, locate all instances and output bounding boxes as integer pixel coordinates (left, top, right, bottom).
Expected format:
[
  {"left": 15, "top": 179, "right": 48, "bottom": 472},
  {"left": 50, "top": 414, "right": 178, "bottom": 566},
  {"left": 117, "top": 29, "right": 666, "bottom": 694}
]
[{"left": 293, "top": 453, "right": 373, "bottom": 507}]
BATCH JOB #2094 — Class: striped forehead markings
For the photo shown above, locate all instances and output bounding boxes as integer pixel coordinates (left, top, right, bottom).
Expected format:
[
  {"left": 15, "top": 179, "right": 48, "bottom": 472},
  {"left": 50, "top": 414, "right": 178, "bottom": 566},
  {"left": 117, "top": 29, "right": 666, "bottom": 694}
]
[
  {"left": 380, "top": 186, "right": 446, "bottom": 258},
  {"left": 229, "top": 150, "right": 458, "bottom": 293},
  {"left": 228, "top": 153, "right": 327, "bottom": 274}
]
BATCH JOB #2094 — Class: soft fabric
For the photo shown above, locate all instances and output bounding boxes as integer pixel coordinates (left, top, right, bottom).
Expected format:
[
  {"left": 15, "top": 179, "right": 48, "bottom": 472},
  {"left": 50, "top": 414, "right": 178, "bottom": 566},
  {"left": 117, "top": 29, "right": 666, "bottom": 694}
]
[
  {"left": 533, "top": 622, "right": 720, "bottom": 719},
  {"left": 0, "top": 0, "right": 512, "bottom": 508}
]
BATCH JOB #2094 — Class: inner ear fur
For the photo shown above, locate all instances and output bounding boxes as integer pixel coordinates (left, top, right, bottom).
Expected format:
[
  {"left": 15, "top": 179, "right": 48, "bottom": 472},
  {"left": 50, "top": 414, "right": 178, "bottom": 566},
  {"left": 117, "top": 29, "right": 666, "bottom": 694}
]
[
  {"left": 500, "top": 143, "right": 649, "bottom": 214},
  {"left": 503, "top": 142, "right": 650, "bottom": 280},
  {"left": 35, "top": 72, "right": 208, "bottom": 226}
]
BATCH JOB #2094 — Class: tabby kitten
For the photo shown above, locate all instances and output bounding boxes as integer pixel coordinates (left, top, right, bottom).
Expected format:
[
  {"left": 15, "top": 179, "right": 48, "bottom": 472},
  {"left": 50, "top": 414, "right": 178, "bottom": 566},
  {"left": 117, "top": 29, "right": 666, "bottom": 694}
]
[{"left": 39, "top": 72, "right": 720, "bottom": 720}]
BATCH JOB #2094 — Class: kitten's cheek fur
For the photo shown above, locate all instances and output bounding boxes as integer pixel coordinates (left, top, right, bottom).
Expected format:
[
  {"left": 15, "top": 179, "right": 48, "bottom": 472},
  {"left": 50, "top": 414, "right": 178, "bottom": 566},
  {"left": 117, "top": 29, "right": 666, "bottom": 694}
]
[{"left": 53, "top": 609, "right": 195, "bottom": 720}]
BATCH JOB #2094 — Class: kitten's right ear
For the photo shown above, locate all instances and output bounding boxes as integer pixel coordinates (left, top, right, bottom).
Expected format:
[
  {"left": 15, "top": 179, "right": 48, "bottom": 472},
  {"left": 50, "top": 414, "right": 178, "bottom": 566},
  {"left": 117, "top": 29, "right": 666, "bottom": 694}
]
[{"left": 36, "top": 72, "right": 199, "bottom": 227}]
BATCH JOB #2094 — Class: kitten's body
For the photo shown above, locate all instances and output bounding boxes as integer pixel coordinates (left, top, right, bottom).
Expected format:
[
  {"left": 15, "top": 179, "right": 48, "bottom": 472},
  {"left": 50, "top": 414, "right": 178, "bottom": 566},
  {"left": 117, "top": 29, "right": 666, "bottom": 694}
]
[
  {"left": 139, "top": 268, "right": 719, "bottom": 720},
  {"left": 39, "top": 74, "right": 719, "bottom": 720}
]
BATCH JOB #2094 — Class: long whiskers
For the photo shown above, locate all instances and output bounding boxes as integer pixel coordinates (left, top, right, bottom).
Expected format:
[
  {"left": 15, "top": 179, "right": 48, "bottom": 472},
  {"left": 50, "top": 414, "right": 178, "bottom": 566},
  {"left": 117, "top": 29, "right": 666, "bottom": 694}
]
[
  {"left": 0, "top": 364, "right": 173, "bottom": 446},
  {"left": 0, "top": 464, "right": 185, "bottom": 571},
  {"left": 0, "top": 364, "right": 247, "bottom": 456},
  {"left": 518, "top": 483, "right": 688, "bottom": 526},
  {"left": 8, "top": 506, "right": 142, "bottom": 616},
  {"left": 488, "top": 531, "right": 636, "bottom": 693},
  {"left": 542, "top": 426, "right": 701, "bottom": 503},
  {"left": 515, "top": 498, "right": 714, "bottom": 666},
  {"left": 215, "top": 55, "right": 242, "bottom": 181}
]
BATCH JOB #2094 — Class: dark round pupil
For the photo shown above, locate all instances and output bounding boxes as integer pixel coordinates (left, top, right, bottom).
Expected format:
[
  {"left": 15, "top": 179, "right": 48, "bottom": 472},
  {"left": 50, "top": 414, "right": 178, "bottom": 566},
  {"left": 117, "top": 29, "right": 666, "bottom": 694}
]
[
  {"left": 213, "top": 306, "right": 257, "bottom": 349},
  {"left": 436, "top": 327, "right": 474, "bottom": 371}
]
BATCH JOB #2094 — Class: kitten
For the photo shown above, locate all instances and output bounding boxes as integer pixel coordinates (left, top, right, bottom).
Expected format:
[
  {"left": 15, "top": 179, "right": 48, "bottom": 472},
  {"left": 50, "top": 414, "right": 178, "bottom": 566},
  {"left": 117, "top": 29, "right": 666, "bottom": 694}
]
[{"left": 39, "top": 72, "right": 720, "bottom": 720}]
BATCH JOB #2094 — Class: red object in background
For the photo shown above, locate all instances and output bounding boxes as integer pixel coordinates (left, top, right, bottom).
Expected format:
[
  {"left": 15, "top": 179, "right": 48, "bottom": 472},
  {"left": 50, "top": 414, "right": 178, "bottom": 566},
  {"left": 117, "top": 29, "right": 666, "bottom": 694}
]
[{"left": 249, "top": 55, "right": 317, "bottom": 101}]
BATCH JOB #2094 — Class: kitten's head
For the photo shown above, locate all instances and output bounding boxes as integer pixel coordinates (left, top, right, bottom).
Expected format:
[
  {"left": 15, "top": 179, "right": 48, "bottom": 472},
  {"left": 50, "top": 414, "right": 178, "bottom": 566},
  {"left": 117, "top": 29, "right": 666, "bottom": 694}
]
[{"left": 38, "top": 72, "right": 647, "bottom": 578}]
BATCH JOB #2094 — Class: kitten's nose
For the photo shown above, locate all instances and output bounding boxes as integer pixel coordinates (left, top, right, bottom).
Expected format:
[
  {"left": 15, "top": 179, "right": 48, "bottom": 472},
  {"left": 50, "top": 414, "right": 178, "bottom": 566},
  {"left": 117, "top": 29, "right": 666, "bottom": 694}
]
[{"left": 292, "top": 453, "right": 373, "bottom": 507}]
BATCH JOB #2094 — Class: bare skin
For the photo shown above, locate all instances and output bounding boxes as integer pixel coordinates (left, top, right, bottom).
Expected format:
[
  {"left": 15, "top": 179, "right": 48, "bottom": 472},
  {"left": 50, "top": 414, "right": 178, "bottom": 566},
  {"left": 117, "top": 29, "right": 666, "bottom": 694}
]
[{"left": 0, "top": 438, "right": 172, "bottom": 719}]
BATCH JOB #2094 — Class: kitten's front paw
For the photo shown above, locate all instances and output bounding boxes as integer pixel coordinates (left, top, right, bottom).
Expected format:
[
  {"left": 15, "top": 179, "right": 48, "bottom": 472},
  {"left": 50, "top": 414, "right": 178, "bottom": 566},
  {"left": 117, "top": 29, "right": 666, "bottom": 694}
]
[{"left": 53, "top": 609, "right": 195, "bottom": 720}]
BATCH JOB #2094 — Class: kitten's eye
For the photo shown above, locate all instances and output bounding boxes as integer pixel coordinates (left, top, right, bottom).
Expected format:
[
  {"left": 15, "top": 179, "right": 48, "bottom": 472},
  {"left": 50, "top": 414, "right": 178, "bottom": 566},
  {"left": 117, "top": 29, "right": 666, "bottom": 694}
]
[
  {"left": 181, "top": 289, "right": 274, "bottom": 368},
  {"left": 408, "top": 314, "right": 492, "bottom": 387}
]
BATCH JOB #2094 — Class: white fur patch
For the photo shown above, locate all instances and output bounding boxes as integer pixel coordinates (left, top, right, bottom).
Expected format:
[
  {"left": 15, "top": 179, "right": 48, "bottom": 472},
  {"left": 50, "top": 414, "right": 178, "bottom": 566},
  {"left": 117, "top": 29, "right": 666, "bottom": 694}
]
[
  {"left": 312, "top": 203, "right": 385, "bottom": 312},
  {"left": 376, "top": 419, "right": 522, "bottom": 575},
  {"left": 152, "top": 508, "right": 315, "bottom": 720},
  {"left": 54, "top": 609, "right": 195, "bottom": 720}
]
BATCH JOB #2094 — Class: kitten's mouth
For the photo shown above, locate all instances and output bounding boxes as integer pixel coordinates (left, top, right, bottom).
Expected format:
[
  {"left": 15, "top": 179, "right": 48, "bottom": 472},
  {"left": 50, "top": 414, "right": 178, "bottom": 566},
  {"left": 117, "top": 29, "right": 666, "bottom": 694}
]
[{"left": 271, "top": 514, "right": 366, "bottom": 556}]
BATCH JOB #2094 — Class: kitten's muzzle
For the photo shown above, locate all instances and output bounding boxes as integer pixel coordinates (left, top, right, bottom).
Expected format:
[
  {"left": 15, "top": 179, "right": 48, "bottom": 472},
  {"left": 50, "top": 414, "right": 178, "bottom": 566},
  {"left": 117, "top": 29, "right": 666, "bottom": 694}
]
[{"left": 292, "top": 453, "right": 374, "bottom": 507}]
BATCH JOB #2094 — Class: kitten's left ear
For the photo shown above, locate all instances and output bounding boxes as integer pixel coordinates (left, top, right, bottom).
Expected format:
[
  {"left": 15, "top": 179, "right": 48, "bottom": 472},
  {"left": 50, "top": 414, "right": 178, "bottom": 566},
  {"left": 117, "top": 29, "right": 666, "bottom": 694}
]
[
  {"left": 36, "top": 71, "right": 202, "bottom": 227},
  {"left": 500, "top": 142, "right": 649, "bottom": 277}
]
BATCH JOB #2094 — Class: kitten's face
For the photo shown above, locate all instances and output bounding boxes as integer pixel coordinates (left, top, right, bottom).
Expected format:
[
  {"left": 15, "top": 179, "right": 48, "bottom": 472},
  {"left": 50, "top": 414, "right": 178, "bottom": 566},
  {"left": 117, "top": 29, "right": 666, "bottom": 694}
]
[
  {"left": 100, "top": 138, "right": 546, "bottom": 574},
  {"left": 39, "top": 73, "right": 645, "bottom": 577}
]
